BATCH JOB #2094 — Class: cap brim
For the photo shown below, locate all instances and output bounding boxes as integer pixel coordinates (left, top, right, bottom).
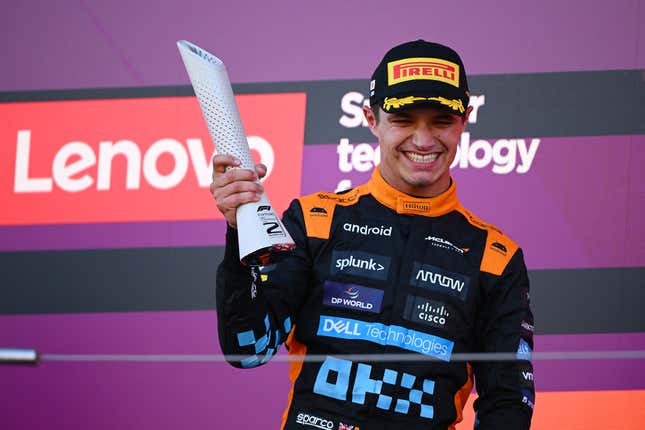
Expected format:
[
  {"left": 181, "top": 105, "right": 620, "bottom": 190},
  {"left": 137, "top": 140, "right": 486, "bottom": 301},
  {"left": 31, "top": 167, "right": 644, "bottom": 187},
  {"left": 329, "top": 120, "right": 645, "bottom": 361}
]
[{"left": 380, "top": 95, "right": 467, "bottom": 116}]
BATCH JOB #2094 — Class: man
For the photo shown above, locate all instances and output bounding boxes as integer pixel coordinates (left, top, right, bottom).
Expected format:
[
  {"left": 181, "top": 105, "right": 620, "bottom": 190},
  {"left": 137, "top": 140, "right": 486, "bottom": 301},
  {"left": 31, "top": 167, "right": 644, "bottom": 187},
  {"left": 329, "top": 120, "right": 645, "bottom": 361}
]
[{"left": 211, "top": 40, "right": 535, "bottom": 429}]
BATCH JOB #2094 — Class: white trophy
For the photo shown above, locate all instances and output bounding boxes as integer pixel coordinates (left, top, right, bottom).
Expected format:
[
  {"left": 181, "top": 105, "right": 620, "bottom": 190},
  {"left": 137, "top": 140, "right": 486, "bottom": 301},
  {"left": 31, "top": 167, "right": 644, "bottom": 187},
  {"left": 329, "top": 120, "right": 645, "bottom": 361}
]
[{"left": 177, "top": 40, "right": 295, "bottom": 266}]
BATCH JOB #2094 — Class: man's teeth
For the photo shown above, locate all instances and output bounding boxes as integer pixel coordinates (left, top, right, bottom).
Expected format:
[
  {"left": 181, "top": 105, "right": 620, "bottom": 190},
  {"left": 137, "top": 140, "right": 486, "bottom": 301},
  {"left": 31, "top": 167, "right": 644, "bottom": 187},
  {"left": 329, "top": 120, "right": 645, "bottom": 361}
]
[{"left": 406, "top": 152, "right": 439, "bottom": 162}]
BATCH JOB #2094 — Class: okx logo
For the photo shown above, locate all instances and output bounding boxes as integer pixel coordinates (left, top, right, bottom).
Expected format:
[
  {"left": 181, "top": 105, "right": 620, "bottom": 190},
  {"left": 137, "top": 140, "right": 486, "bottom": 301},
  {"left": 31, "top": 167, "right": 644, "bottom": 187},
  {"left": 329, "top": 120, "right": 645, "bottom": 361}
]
[
  {"left": 331, "top": 250, "right": 390, "bottom": 281},
  {"left": 313, "top": 356, "right": 436, "bottom": 420}
]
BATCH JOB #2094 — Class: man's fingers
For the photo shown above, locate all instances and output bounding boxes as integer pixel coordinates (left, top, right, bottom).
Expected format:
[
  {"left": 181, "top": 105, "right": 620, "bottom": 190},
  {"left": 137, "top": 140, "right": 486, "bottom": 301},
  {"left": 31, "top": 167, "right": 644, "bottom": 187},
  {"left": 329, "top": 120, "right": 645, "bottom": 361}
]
[
  {"left": 218, "top": 191, "right": 262, "bottom": 210},
  {"left": 212, "top": 167, "right": 258, "bottom": 190},
  {"left": 213, "top": 179, "right": 263, "bottom": 199},
  {"left": 212, "top": 154, "right": 240, "bottom": 174},
  {"left": 255, "top": 163, "right": 268, "bottom": 179}
]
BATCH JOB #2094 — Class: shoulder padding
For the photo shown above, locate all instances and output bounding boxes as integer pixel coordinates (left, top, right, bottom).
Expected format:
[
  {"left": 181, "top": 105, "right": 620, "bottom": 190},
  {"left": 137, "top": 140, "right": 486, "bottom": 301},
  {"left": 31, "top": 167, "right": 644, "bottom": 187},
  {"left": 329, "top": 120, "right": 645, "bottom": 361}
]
[
  {"left": 457, "top": 204, "right": 519, "bottom": 276},
  {"left": 297, "top": 186, "right": 368, "bottom": 240}
]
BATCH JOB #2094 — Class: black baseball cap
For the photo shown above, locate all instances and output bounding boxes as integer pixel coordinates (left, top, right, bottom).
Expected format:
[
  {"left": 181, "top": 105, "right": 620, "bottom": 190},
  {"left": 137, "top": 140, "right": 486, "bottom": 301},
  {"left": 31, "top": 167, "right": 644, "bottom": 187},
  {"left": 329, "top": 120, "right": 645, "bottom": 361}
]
[{"left": 369, "top": 40, "right": 470, "bottom": 116}]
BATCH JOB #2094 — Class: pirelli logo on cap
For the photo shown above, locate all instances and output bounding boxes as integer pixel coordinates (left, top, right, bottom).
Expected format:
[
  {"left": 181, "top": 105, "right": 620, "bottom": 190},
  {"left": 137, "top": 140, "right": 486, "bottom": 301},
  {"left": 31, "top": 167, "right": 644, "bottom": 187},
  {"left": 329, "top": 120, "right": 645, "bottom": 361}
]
[{"left": 388, "top": 57, "right": 460, "bottom": 87}]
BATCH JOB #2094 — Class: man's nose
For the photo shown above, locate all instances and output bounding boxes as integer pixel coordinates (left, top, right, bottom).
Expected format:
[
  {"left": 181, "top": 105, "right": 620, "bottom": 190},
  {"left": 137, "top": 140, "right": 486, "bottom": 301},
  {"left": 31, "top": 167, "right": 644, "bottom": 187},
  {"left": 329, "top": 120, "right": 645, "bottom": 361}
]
[{"left": 412, "top": 125, "right": 436, "bottom": 148}]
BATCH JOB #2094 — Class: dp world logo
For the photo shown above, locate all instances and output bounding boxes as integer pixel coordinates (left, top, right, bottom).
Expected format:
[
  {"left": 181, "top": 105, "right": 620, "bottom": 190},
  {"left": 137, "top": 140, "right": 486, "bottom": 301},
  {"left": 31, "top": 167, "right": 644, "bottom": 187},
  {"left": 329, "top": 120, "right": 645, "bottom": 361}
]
[
  {"left": 344, "top": 286, "right": 359, "bottom": 299},
  {"left": 323, "top": 281, "right": 384, "bottom": 314}
]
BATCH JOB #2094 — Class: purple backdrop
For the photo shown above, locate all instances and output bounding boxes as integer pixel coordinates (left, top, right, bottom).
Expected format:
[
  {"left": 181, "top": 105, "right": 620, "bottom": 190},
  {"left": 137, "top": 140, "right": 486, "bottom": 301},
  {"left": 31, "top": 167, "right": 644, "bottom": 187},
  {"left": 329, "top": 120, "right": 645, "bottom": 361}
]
[
  {"left": 1, "top": 1, "right": 644, "bottom": 429},
  {"left": 2, "top": 0, "right": 644, "bottom": 91}
]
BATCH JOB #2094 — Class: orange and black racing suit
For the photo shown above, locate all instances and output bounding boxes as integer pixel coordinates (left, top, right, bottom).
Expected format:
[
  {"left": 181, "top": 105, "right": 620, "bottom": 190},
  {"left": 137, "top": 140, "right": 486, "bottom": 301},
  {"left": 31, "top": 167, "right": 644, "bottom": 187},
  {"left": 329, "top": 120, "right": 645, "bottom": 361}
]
[{"left": 216, "top": 168, "right": 535, "bottom": 430}]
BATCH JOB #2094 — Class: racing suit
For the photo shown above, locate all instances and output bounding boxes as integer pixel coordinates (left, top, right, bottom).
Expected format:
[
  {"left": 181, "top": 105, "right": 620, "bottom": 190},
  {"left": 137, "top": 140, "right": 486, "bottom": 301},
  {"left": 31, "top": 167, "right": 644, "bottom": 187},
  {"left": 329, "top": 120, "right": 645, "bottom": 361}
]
[{"left": 216, "top": 168, "right": 535, "bottom": 429}]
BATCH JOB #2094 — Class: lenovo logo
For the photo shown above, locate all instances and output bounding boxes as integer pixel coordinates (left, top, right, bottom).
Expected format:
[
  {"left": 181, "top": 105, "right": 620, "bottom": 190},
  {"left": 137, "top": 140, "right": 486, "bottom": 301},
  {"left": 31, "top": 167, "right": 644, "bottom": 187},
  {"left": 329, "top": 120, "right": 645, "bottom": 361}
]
[
  {"left": 0, "top": 94, "right": 306, "bottom": 225},
  {"left": 14, "top": 130, "right": 216, "bottom": 193}
]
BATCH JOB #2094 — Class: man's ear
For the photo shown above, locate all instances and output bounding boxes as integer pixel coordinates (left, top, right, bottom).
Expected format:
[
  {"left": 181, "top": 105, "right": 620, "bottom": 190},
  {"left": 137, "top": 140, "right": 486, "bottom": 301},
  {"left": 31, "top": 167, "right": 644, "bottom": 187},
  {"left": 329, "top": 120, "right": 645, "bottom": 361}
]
[
  {"left": 363, "top": 106, "right": 379, "bottom": 138},
  {"left": 461, "top": 105, "right": 473, "bottom": 130}
]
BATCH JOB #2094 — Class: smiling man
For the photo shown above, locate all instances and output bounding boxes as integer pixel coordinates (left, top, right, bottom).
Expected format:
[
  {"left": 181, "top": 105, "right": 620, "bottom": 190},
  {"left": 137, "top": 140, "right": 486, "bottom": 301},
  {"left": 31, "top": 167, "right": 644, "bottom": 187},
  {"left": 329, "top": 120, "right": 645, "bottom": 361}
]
[{"left": 212, "top": 40, "right": 534, "bottom": 430}]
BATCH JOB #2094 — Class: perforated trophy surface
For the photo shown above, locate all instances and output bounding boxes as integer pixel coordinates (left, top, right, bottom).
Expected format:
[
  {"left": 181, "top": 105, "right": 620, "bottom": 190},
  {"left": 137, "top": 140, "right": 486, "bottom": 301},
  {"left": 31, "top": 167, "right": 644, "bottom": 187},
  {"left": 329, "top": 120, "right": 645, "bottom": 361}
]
[{"left": 177, "top": 40, "right": 295, "bottom": 265}]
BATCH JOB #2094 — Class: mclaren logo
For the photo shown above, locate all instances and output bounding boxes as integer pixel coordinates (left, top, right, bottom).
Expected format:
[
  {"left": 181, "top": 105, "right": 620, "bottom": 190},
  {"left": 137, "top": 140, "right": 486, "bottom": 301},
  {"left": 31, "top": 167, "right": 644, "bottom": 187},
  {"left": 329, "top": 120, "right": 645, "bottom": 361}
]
[{"left": 309, "top": 207, "right": 328, "bottom": 217}]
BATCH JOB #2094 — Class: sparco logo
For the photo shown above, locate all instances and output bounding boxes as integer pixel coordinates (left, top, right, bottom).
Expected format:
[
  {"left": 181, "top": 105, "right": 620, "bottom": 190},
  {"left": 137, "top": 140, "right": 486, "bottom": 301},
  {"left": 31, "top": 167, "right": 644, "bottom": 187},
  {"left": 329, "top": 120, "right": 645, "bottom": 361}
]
[
  {"left": 410, "top": 263, "right": 470, "bottom": 301},
  {"left": 331, "top": 251, "right": 390, "bottom": 280},
  {"left": 295, "top": 412, "right": 334, "bottom": 429},
  {"left": 343, "top": 222, "right": 392, "bottom": 237}
]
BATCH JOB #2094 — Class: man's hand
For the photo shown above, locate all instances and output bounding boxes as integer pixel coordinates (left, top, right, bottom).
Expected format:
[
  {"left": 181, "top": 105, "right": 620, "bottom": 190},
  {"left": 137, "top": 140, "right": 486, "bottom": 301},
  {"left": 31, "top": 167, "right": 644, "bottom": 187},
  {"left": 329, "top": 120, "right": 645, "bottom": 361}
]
[{"left": 210, "top": 154, "right": 267, "bottom": 228}]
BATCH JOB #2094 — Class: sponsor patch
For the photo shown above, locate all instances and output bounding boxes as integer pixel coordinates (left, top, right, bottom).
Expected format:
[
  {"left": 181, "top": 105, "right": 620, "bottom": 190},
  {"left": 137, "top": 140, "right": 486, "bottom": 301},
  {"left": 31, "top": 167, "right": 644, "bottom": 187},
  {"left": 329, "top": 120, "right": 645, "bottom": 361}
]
[
  {"left": 323, "top": 281, "right": 384, "bottom": 313},
  {"left": 490, "top": 241, "right": 508, "bottom": 255},
  {"left": 410, "top": 263, "right": 470, "bottom": 301},
  {"left": 521, "top": 320, "right": 534, "bottom": 334},
  {"left": 331, "top": 250, "right": 390, "bottom": 281},
  {"left": 342, "top": 222, "right": 392, "bottom": 237},
  {"left": 403, "top": 295, "right": 452, "bottom": 331},
  {"left": 387, "top": 57, "right": 460, "bottom": 87},
  {"left": 517, "top": 339, "right": 533, "bottom": 361},
  {"left": 295, "top": 412, "right": 334, "bottom": 429},
  {"left": 424, "top": 235, "right": 469, "bottom": 254},
  {"left": 521, "top": 388, "right": 535, "bottom": 410},
  {"left": 313, "top": 357, "right": 435, "bottom": 420},
  {"left": 519, "top": 368, "right": 535, "bottom": 388},
  {"left": 317, "top": 315, "right": 453, "bottom": 361},
  {"left": 317, "top": 188, "right": 360, "bottom": 204},
  {"left": 309, "top": 207, "right": 328, "bottom": 217},
  {"left": 402, "top": 201, "right": 430, "bottom": 212}
]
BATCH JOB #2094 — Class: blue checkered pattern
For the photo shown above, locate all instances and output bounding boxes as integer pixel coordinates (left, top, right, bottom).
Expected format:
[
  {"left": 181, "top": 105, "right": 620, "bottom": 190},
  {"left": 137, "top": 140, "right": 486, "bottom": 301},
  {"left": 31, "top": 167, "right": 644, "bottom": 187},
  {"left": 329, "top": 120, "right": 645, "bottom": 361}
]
[{"left": 235, "top": 314, "right": 292, "bottom": 368}]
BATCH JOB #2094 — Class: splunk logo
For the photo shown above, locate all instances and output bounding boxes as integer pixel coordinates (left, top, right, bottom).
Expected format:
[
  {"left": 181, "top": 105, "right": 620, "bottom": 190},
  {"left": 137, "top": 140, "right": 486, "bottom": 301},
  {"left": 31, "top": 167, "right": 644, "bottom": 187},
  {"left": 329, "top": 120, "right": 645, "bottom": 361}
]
[
  {"left": 313, "top": 356, "right": 436, "bottom": 420},
  {"left": 0, "top": 94, "right": 306, "bottom": 225},
  {"left": 410, "top": 263, "right": 470, "bottom": 301},
  {"left": 323, "top": 281, "right": 384, "bottom": 313},
  {"left": 295, "top": 412, "right": 334, "bottom": 429},
  {"left": 331, "top": 250, "right": 390, "bottom": 281},
  {"left": 343, "top": 222, "right": 392, "bottom": 237},
  {"left": 317, "top": 315, "right": 453, "bottom": 361}
]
